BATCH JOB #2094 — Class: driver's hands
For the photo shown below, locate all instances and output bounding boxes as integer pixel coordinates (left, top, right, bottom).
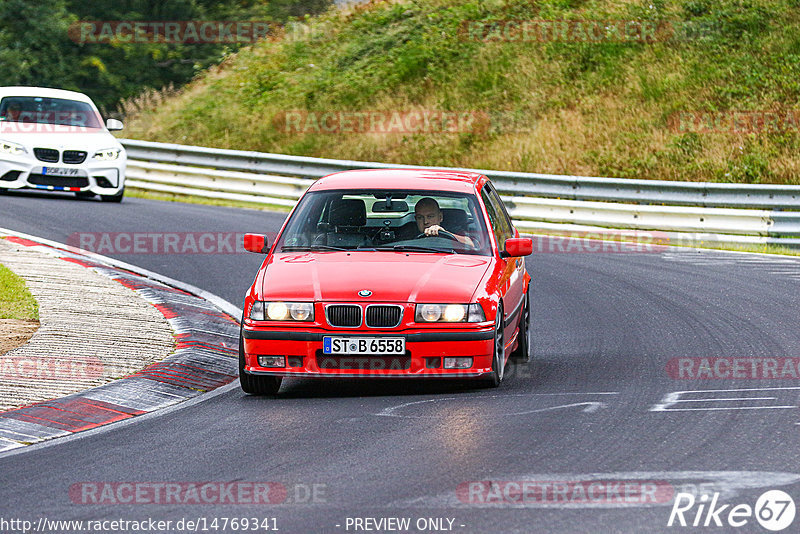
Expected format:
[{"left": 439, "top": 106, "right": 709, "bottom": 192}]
[{"left": 424, "top": 224, "right": 443, "bottom": 236}]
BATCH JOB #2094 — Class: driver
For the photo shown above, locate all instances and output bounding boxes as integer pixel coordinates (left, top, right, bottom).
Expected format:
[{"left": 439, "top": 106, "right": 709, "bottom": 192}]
[
  {"left": 414, "top": 197, "right": 474, "bottom": 246},
  {"left": 2, "top": 102, "right": 22, "bottom": 122}
]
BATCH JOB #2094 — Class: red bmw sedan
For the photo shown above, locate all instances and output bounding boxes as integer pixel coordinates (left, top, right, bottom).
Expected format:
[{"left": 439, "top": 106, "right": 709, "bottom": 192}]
[{"left": 239, "top": 169, "right": 532, "bottom": 394}]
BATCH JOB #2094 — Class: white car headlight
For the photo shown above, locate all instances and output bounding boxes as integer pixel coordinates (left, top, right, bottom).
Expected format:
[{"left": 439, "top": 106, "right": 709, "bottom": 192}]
[
  {"left": 93, "top": 148, "right": 121, "bottom": 161},
  {"left": 415, "top": 303, "right": 486, "bottom": 323},
  {"left": 250, "top": 301, "right": 314, "bottom": 321},
  {"left": 0, "top": 140, "right": 26, "bottom": 155}
]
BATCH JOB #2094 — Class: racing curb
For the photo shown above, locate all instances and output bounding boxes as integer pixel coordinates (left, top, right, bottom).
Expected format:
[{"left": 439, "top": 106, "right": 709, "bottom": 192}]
[{"left": 0, "top": 229, "right": 241, "bottom": 452}]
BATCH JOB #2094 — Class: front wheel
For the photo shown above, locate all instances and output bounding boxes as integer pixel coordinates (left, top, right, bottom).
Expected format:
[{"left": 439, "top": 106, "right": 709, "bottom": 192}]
[
  {"left": 239, "top": 333, "right": 282, "bottom": 395},
  {"left": 481, "top": 305, "right": 505, "bottom": 388},
  {"left": 100, "top": 187, "right": 124, "bottom": 203},
  {"left": 510, "top": 289, "right": 530, "bottom": 363}
]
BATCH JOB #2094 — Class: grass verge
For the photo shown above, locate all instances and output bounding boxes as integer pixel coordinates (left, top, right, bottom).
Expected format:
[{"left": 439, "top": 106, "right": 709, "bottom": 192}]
[
  {"left": 0, "top": 263, "right": 39, "bottom": 321},
  {"left": 126, "top": 188, "right": 293, "bottom": 213},
  {"left": 121, "top": 0, "right": 800, "bottom": 185}
]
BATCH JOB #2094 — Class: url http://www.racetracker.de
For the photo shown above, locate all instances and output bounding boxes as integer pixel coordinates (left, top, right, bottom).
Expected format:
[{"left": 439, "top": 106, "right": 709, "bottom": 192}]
[{"left": 0, "top": 516, "right": 280, "bottom": 532}]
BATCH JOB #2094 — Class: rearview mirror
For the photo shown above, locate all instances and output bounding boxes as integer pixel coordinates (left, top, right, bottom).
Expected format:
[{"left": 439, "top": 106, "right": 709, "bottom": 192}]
[
  {"left": 502, "top": 237, "right": 533, "bottom": 257},
  {"left": 106, "top": 118, "right": 124, "bottom": 131},
  {"left": 243, "top": 233, "right": 269, "bottom": 254},
  {"left": 372, "top": 199, "right": 409, "bottom": 212}
]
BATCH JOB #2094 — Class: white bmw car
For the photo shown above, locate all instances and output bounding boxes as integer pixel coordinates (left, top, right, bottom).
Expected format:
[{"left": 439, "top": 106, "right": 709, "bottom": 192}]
[{"left": 0, "top": 86, "right": 126, "bottom": 202}]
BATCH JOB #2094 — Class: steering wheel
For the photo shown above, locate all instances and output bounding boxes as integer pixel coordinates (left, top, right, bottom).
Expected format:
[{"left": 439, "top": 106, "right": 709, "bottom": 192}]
[{"left": 415, "top": 230, "right": 459, "bottom": 242}]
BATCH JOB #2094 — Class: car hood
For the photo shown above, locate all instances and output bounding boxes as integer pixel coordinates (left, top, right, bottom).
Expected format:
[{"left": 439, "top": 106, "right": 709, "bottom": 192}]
[
  {"left": 260, "top": 252, "right": 492, "bottom": 303},
  {"left": 0, "top": 125, "right": 122, "bottom": 152}
]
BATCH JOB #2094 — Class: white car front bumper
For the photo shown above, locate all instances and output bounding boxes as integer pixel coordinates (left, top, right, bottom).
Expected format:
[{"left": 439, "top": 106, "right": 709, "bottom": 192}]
[{"left": 0, "top": 152, "right": 125, "bottom": 195}]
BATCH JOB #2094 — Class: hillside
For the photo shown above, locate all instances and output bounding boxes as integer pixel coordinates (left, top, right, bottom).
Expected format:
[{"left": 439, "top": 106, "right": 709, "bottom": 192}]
[{"left": 122, "top": 0, "right": 800, "bottom": 184}]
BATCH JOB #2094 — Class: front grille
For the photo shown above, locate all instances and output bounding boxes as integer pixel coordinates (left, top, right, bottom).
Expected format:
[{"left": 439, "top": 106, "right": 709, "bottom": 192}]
[
  {"left": 325, "top": 305, "right": 361, "bottom": 327},
  {"left": 62, "top": 150, "right": 87, "bottom": 164},
  {"left": 27, "top": 174, "right": 89, "bottom": 188},
  {"left": 316, "top": 353, "right": 411, "bottom": 370},
  {"left": 365, "top": 305, "right": 403, "bottom": 328},
  {"left": 33, "top": 148, "right": 59, "bottom": 163}
]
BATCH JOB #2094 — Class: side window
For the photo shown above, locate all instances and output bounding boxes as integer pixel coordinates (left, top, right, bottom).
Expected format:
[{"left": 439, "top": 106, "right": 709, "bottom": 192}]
[{"left": 482, "top": 184, "right": 513, "bottom": 249}]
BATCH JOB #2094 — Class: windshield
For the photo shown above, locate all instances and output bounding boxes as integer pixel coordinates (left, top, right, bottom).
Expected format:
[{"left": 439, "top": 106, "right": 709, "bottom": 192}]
[
  {"left": 0, "top": 96, "right": 103, "bottom": 128},
  {"left": 276, "top": 189, "right": 492, "bottom": 255}
]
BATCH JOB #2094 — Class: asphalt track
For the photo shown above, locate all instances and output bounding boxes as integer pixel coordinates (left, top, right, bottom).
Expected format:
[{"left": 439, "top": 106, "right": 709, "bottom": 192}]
[{"left": 2, "top": 190, "right": 800, "bottom": 533}]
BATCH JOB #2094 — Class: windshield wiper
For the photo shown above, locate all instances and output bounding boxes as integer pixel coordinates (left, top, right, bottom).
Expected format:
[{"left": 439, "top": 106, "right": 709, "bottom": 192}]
[
  {"left": 376, "top": 245, "right": 456, "bottom": 254},
  {"left": 280, "top": 245, "right": 349, "bottom": 252}
]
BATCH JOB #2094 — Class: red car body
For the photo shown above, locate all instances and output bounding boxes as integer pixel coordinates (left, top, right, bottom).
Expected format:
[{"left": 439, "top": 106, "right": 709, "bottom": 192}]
[{"left": 239, "top": 169, "right": 532, "bottom": 394}]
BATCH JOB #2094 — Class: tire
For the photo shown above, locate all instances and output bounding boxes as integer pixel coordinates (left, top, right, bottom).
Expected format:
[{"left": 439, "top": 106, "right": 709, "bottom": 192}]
[
  {"left": 511, "top": 289, "right": 530, "bottom": 363},
  {"left": 75, "top": 191, "right": 95, "bottom": 199},
  {"left": 481, "top": 305, "right": 505, "bottom": 388},
  {"left": 239, "top": 332, "right": 282, "bottom": 395},
  {"left": 100, "top": 187, "right": 124, "bottom": 203}
]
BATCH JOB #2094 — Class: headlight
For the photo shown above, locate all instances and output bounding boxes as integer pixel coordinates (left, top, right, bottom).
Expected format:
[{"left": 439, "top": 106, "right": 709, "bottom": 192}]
[
  {"left": 93, "top": 148, "right": 121, "bottom": 161},
  {"left": 250, "top": 301, "right": 314, "bottom": 321},
  {"left": 415, "top": 303, "right": 486, "bottom": 323},
  {"left": 0, "top": 140, "right": 26, "bottom": 155}
]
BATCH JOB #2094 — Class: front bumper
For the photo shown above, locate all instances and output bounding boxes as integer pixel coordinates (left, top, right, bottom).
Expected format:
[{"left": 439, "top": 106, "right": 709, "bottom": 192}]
[
  {"left": 0, "top": 155, "right": 125, "bottom": 195},
  {"left": 242, "top": 325, "right": 495, "bottom": 378}
]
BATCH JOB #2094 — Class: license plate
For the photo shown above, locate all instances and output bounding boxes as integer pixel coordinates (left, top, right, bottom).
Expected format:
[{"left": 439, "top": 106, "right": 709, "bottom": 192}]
[
  {"left": 42, "top": 167, "right": 80, "bottom": 176},
  {"left": 323, "top": 337, "right": 405, "bottom": 355}
]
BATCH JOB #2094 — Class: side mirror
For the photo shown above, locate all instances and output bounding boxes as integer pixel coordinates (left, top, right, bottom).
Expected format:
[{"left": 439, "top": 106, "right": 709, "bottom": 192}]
[
  {"left": 501, "top": 237, "right": 532, "bottom": 257},
  {"left": 106, "top": 118, "right": 124, "bottom": 131},
  {"left": 243, "top": 233, "right": 269, "bottom": 254}
]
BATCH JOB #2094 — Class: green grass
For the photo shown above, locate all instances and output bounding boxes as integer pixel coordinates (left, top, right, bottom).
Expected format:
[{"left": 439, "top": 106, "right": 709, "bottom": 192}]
[
  {"left": 121, "top": 0, "right": 800, "bottom": 184},
  {"left": 0, "top": 263, "right": 39, "bottom": 321},
  {"left": 126, "top": 188, "right": 293, "bottom": 213}
]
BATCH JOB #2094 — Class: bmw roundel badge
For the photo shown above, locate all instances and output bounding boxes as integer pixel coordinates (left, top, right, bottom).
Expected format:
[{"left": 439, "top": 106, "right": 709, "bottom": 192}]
[{"left": 358, "top": 289, "right": 372, "bottom": 297}]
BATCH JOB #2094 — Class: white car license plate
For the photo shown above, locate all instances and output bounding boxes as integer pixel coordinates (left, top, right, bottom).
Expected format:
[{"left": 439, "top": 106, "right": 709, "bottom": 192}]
[
  {"left": 323, "top": 337, "right": 405, "bottom": 355},
  {"left": 42, "top": 167, "right": 80, "bottom": 176}
]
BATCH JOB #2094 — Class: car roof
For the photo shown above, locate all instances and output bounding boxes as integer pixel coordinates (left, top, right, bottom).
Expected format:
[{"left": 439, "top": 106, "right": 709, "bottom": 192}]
[
  {"left": 309, "top": 169, "right": 486, "bottom": 194},
  {"left": 0, "top": 86, "right": 96, "bottom": 105}
]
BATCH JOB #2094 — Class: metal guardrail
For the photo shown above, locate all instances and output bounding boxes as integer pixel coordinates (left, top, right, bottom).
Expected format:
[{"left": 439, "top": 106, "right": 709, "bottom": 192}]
[{"left": 121, "top": 138, "right": 800, "bottom": 248}]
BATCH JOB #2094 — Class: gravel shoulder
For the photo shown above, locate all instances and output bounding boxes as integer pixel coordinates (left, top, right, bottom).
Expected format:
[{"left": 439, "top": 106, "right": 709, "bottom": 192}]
[
  {"left": 0, "top": 238, "right": 176, "bottom": 411},
  {"left": 0, "top": 319, "right": 39, "bottom": 356}
]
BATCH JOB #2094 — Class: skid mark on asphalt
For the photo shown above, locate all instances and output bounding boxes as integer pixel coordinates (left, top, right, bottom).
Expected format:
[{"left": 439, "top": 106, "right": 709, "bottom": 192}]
[
  {"left": 375, "top": 392, "right": 618, "bottom": 418},
  {"left": 661, "top": 251, "right": 800, "bottom": 281}
]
